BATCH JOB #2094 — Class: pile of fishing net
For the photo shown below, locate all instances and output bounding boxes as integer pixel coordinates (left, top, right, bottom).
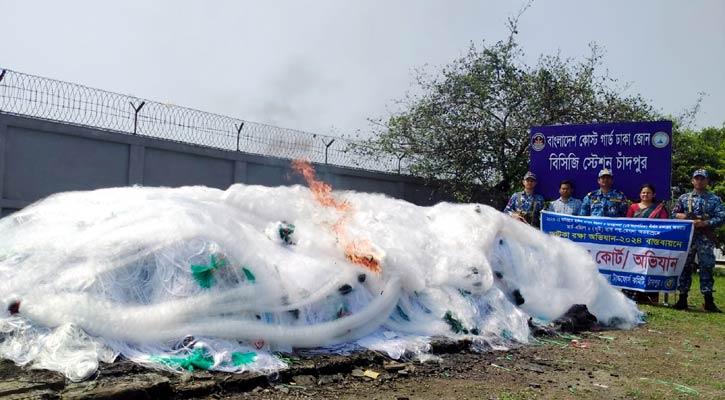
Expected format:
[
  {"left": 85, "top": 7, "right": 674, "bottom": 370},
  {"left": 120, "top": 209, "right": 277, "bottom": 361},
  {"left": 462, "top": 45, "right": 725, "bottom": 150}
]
[{"left": 0, "top": 166, "right": 641, "bottom": 381}]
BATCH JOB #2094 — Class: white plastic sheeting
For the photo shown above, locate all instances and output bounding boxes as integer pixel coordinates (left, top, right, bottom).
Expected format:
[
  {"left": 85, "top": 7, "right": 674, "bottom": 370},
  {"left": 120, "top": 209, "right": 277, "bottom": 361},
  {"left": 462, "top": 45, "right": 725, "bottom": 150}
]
[{"left": 0, "top": 183, "right": 641, "bottom": 381}]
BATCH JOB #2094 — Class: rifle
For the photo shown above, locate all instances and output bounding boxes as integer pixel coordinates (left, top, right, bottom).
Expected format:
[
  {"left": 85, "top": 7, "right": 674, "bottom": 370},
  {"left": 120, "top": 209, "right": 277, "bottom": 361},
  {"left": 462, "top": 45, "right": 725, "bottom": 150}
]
[{"left": 686, "top": 213, "right": 719, "bottom": 244}]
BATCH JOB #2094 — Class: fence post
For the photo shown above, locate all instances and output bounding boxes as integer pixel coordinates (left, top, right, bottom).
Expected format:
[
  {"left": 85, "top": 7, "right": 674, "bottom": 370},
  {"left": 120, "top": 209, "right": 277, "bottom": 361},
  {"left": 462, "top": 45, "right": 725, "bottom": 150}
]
[
  {"left": 129, "top": 101, "right": 146, "bottom": 135},
  {"left": 0, "top": 70, "right": 6, "bottom": 113},
  {"left": 397, "top": 153, "right": 405, "bottom": 174},
  {"left": 322, "top": 138, "right": 335, "bottom": 164},
  {"left": 235, "top": 122, "right": 245, "bottom": 151}
]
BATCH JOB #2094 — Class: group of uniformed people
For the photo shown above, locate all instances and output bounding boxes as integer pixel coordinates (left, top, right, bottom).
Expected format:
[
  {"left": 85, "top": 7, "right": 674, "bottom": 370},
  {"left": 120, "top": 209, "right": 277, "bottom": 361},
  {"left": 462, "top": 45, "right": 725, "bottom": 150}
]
[{"left": 503, "top": 168, "right": 724, "bottom": 313}]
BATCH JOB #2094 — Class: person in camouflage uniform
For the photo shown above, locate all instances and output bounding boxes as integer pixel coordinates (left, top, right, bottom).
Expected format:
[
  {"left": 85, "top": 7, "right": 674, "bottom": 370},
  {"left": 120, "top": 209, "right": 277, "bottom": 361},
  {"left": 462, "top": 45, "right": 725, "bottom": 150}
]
[
  {"left": 580, "top": 169, "right": 629, "bottom": 217},
  {"left": 504, "top": 171, "right": 545, "bottom": 228},
  {"left": 672, "top": 168, "right": 724, "bottom": 312}
]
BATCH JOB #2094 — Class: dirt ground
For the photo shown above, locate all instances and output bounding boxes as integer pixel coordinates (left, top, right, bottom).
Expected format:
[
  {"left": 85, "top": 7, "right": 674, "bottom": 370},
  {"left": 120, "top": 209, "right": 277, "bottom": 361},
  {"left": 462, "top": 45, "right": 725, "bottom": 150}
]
[
  {"left": 1, "top": 305, "right": 723, "bottom": 400},
  {"left": 229, "top": 312, "right": 723, "bottom": 400}
]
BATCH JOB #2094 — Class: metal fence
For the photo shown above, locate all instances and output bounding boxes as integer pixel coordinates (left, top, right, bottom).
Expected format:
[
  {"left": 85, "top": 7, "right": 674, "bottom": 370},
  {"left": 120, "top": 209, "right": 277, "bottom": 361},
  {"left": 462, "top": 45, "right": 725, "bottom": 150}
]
[{"left": 0, "top": 68, "right": 407, "bottom": 173}]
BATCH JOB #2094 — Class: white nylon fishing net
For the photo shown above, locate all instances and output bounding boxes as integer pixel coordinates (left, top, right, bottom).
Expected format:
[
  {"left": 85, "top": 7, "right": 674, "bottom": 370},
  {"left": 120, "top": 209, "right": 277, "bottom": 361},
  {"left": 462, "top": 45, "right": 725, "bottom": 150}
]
[{"left": 0, "top": 169, "right": 641, "bottom": 381}]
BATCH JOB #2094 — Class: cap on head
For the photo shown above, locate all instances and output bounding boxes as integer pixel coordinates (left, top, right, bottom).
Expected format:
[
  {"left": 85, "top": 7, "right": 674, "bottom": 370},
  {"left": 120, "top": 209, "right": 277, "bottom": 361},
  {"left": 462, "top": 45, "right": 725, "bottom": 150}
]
[
  {"left": 598, "top": 168, "right": 613, "bottom": 178},
  {"left": 692, "top": 168, "right": 708, "bottom": 178},
  {"left": 523, "top": 171, "right": 537, "bottom": 181}
]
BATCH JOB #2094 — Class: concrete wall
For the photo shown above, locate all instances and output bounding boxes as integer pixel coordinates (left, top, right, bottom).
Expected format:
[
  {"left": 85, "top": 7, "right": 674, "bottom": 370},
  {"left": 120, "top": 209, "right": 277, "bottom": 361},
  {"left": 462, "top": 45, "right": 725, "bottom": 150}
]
[{"left": 0, "top": 113, "right": 452, "bottom": 216}]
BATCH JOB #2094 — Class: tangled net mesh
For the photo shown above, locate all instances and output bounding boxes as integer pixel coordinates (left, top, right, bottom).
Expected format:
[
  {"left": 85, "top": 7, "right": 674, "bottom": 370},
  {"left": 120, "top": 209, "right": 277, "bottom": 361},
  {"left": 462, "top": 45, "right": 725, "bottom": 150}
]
[{"left": 0, "top": 163, "right": 641, "bottom": 381}]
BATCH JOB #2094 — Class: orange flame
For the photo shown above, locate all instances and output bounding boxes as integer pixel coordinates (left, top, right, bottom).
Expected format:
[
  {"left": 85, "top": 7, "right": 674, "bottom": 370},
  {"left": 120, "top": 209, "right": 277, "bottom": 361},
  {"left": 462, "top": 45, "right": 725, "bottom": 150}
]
[
  {"left": 292, "top": 159, "right": 380, "bottom": 273},
  {"left": 345, "top": 244, "right": 381, "bottom": 273},
  {"left": 291, "top": 159, "right": 351, "bottom": 212}
]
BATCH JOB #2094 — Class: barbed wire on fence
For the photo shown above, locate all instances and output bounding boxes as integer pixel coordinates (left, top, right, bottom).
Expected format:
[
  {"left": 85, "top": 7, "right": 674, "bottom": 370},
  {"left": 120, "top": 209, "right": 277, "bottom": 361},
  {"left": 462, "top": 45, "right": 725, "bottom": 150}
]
[{"left": 0, "top": 68, "right": 410, "bottom": 174}]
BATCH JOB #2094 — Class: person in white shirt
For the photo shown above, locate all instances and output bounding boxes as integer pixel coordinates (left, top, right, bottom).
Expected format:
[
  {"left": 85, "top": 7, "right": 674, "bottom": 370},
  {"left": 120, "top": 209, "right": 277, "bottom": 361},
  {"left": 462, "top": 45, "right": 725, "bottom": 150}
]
[{"left": 547, "top": 179, "right": 582, "bottom": 215}]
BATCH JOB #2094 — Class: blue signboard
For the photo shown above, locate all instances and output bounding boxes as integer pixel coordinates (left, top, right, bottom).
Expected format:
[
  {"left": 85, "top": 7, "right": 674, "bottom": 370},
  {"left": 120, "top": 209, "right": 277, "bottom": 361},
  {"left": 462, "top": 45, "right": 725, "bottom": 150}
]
[{"left": 529, "top": 121, "right": 672, "bottom": 201}]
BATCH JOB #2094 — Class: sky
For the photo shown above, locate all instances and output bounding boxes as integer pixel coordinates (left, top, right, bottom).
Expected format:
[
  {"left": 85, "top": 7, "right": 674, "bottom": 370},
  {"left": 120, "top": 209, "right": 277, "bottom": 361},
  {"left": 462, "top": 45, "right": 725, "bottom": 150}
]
[{"left": 1, "top": 0, "right": 724, "bottom": 138}]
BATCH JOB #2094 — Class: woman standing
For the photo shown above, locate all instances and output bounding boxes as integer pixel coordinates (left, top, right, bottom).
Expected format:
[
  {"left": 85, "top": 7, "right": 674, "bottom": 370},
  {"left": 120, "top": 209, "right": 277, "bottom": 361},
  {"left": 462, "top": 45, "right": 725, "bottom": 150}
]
[
  {"left": 626, "top": 183, "right": 668, "bottom": 219},
  {"left": 625, "top": 183, "right": 668, "bottom": 304}
]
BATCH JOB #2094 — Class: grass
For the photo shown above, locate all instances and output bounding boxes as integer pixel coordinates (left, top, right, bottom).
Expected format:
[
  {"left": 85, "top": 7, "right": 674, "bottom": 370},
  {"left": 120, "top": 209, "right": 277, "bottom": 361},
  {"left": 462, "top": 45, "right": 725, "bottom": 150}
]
[
  {"left": 643, "top": 275, "right": 725, "bottom": 327},
  {"left": 327, "top": 272, "right": 724, "bottom": 400},
  {"left": 613, "top": 274, "right": 724, "bottom": 399},
  {"left": 493, "top": 274, "right": 725, "bottom": 400}
]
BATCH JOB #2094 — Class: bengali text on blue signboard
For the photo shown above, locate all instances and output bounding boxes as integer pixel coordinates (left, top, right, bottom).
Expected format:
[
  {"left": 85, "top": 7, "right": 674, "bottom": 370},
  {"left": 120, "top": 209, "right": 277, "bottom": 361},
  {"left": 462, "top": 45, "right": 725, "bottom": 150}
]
[{"left": 529, "top": 121, "right": 672, "bottom": 201}]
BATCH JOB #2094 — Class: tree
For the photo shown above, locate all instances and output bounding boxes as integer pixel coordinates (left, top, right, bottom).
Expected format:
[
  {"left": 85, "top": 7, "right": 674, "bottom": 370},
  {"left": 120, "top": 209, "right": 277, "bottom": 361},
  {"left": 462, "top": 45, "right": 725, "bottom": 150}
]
[{"left": 354, "top": 23, "right": 658, "bottom": 207}]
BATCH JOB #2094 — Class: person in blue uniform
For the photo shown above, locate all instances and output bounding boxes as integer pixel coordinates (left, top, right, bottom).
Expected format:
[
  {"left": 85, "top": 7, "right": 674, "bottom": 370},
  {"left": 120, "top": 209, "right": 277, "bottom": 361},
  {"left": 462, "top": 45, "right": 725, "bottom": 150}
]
[
  {"left": 504, "top": 171, "right": 545, "bottom": 228},
  {"left": 580, "top": 169, "right": 628, "bottom": 217},
  {"left": 671, "top": 168, "right": 724, "bottom": 313}
]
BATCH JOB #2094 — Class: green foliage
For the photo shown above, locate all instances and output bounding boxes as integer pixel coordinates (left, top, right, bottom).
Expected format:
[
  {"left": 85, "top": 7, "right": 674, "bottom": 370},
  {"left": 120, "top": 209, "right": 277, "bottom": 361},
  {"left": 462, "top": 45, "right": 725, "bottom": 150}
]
[
  {"left": 671, "top": 124, "right": 725, "bottom": 250},
  {"left": 671, "top": 125, "right": 725, "bottom": 197},
  {"left": 355, "top": 23, "right": 656, "bottom": 206}
]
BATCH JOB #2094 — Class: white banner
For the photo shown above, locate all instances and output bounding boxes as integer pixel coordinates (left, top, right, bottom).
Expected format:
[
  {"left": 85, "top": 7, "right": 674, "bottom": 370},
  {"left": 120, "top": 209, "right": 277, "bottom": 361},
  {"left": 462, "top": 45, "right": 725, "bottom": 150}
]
[{"left": 541, "top": 211, "right": 694, "bottom": 292}]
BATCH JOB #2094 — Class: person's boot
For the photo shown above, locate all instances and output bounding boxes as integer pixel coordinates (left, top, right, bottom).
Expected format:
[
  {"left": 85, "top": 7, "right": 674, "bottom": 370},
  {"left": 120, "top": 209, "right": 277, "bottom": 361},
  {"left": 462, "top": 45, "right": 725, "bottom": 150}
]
[
  {"left": 703, "top": 294, "right": 722, "bottom": 313},
  {"left": 673, "top": 293, "right": 688, "bottom": 310}
]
